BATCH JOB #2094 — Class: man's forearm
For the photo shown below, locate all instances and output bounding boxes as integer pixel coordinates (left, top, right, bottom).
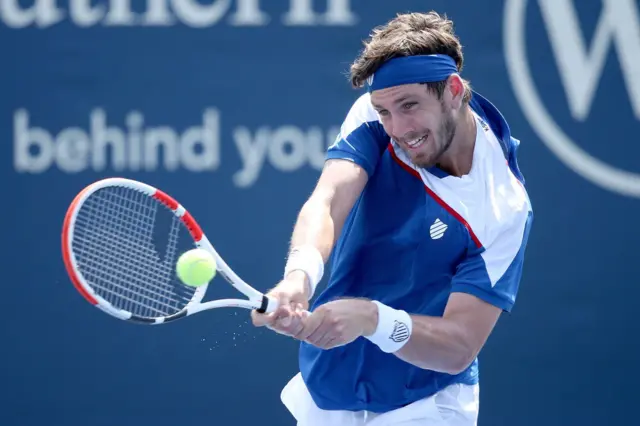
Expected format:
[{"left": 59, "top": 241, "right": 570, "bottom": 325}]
[
  {"left": 283, "top": 159, "right": 369, "bottom": 298},
  {"left": 362, "top": 294, "right": 500, "bottom": 375},
  {"left": 289, "top": 194, "right": 336, "bottom": 262},
  {"left": 393, "top": 315, "right": 475, "bottom": 375},
  {"left": 288, "top": 159, "right": 367, "bottom": 262},
  {"left": 283, "top": 192, "right": 337, "bottom": 299},
  {"left": 361, "top": 302, "right": 474, "bottom": 374}
]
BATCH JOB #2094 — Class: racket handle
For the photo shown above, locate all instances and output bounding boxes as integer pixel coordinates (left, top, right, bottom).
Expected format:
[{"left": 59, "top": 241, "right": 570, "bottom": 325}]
[
  {"left": 258, "top": 295, "right": 280, "bottom": 314},
  {"left": 256, "top": 295, "right": 311, "bottom": 316}
]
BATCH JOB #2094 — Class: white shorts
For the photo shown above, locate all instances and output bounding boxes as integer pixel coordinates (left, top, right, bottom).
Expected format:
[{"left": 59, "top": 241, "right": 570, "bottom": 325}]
[{"left": 281, "top": 373, "right": 479, "bottom": 426}]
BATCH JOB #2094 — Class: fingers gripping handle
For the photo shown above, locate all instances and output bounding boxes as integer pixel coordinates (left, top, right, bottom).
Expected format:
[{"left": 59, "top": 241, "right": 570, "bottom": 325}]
[
  {"left": 258, "top": 295, "right": 279, "bottom": 314},
  {"left": 256, "top": 295, "right": 310, "bottom": 316}
]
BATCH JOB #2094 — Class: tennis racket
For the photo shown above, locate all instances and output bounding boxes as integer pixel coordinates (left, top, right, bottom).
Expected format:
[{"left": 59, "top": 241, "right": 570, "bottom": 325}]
[{"left": 61, "top": 177, "right": 279, "bottom": 324}]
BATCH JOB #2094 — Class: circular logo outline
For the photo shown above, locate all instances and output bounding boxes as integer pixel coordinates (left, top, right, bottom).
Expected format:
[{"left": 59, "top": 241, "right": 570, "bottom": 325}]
[{"left": 504, "top": 0, "right": 640, "bottom": 198}]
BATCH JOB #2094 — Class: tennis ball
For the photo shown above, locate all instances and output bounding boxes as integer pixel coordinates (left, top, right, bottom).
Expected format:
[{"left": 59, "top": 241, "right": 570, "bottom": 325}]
[{"left": 176, "top": 249, "right": 217, "bottom": 287}]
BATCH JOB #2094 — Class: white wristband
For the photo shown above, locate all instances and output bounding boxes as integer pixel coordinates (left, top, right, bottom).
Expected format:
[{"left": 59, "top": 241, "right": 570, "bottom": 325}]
[
  {"left": 283, "top": 245, "right": 324, "bottom": 299},
  {"left": 365, "top": 301, "right": 413, "bottom": 353}
]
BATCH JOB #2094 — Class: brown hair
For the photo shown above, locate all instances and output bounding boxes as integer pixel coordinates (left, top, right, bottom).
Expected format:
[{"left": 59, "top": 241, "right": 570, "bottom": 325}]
[{"left": 349, "top": 12, "right": 472, "bottom": 103}]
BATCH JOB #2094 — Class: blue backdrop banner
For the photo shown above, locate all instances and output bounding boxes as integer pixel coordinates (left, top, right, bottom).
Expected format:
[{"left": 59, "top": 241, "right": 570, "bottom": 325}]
[{"left": 2, "top": 1, "right": 638, "bottom": 425}]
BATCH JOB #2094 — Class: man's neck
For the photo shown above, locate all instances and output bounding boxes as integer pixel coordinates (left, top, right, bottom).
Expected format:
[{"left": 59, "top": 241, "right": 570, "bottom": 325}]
[{"left": 437, "top": 105, "right": 477, "bottom": 177}]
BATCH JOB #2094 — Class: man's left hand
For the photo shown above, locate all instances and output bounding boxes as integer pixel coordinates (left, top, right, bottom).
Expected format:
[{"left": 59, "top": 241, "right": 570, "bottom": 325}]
[{"left": 296, "top": 299, "right": 378, "bottom": 349}]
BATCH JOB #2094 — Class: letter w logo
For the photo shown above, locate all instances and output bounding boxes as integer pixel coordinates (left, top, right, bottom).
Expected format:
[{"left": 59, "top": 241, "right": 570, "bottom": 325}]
[{"left": 538, "top": 0, "right": 640, "bottom": 121}]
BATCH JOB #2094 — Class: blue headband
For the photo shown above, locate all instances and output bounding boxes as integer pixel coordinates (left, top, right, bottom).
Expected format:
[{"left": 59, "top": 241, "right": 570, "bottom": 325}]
[{"left": 366, "top": 54, "right": 458, "bottom": 92}]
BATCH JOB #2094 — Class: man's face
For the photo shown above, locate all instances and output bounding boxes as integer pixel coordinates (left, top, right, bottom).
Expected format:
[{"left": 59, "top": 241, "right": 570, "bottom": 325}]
[{"left": 371, "top": 83, "right": 457, "bottom": 168}]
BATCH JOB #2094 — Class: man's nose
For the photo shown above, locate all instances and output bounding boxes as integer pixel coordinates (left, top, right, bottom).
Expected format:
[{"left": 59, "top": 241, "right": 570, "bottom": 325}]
[{"left": 388, "top": 115, "right": 415, "bottom": 141}]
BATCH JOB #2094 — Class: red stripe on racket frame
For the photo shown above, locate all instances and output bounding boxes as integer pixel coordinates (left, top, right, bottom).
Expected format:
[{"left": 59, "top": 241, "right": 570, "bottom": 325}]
[
  {"left": 61, "top": 187, "right": 99, "bottom": 306},
  {"left": 152, "top": 189, "right": 203, "bottom": 240},
  {"left": 153, "top": 189, "right": 203, "bottom": 241},
  {"left": 153, "top": 189, "right": 179, "bottom": 210},
  {"left": 181, "top": 211, "right": 203, "bottom": 242}
]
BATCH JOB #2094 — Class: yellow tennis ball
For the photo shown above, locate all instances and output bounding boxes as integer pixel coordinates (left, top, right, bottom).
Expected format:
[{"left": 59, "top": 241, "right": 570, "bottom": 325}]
[{"left": 176, "top": 249, "right": 217, "bottom": 287}]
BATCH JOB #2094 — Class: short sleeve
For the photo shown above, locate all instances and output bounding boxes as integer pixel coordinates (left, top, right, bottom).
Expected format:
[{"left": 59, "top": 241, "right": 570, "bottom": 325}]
[
  {"left": 326, "top": 93, "right": 390, "bottom": 177},
  {"left": 451, "top": 210, "right": 533, "bottom": 313}
]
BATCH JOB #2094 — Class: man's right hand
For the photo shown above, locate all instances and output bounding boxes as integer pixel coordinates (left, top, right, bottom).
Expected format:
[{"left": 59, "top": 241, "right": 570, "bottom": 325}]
[{"left": 251, "top": 270, "right": 310, "bottom": 338}]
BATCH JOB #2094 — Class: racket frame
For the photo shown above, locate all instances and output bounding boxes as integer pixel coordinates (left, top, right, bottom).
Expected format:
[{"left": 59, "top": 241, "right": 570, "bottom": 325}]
[{"left": 61, "top": 177, "right": 277, "bottom": 324}]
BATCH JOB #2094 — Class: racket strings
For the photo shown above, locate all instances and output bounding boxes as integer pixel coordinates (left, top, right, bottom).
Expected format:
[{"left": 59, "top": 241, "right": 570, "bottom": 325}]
[
  {"left": 73, "top": 207, "right": 185, "bottom": 297},
  {"left": 82, "top": 191, "right": 178, "bottom": 303},
  {"left": 71, "top": 186, "right": 196, "bottom": 318},
  {"left": 82, "top": 189, "right": 191, "bottom": 315},
  {"left": 78, "top": 190, "right": 185, "bottom": 314}
]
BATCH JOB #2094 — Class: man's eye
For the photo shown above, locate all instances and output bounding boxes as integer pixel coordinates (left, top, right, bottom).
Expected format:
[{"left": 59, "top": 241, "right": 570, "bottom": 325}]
[
  {"left": 403, "top": 102, "right": 417, "bottom": 110},
  {"left": 378, "top": 110, "right": 389, "bottom": 116}
]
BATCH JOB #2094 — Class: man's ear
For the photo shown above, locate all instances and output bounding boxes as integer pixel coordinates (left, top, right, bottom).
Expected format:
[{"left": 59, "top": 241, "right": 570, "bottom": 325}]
[{"left": 447, "top": 74, "right": 465, "bottom": 110}]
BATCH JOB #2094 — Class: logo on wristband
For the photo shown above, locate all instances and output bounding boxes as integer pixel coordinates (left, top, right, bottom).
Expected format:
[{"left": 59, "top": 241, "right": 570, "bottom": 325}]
[{"left": 390, "top": 320, "right": 410, "bottom": 342}]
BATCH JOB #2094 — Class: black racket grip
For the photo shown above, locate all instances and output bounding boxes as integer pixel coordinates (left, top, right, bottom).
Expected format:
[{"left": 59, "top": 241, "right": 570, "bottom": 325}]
[{"left": 256, "top": 295, "right": 270, "bottom": 314}]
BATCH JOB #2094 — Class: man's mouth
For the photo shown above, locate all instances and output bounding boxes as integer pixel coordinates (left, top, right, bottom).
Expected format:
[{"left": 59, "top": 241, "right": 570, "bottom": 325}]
[{"left": 406, "top": 134, "right": 427, "bottom": 150}]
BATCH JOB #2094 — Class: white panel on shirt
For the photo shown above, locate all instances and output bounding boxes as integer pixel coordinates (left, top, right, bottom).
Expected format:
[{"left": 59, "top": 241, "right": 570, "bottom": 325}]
[
  {"left": 338, "top": 93, "right": 380, "bottom": 140},
  {"left": 391, "top": 113, "right": 532, "bottom": 287}
]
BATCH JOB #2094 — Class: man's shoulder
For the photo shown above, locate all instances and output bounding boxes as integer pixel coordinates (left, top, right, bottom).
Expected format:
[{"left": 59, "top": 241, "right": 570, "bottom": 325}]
[
  {"left": 349, "top": 92, "right": 374, "bottom": 112},
  {"left": 476, "top": 116, "right": 531, "bottom": 213},
  {"left": 454, "top": 123, "right": 533, "bottom": 247},
  {"left": 343, "top": 92, "right": 376, "bottom": 119},
  {"left": 339, "top": 93, "right": 381, "bottom": 135},
  {"left": 480, "top": 167, "right": 532, "bottom": 248}
]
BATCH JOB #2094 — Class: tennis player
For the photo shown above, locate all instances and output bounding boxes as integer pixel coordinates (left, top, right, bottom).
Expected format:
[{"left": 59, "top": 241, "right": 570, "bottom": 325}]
[{"left": 252, "top": 11, "right": 533, "bottom": 426}]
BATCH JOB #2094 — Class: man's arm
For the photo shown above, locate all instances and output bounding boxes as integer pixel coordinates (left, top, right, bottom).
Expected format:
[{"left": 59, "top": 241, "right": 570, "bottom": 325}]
[
  {"left": 252, "top": 93, "right": 389, "bottom": 331},
  {"left": 265, "top": 93, "right": 387, "bottom": 301},
  {"left": 391, "top": 293, "right": 502, "bottom": 374},
  {"left": 250, "top": 159, "right": 368, "bottom": 330},
  {"left": 294, "top": 293, "right": 500, "bottom": 375},
  {"left": 369, "top": 204, "right": 534, "bottom": 371},
  {"left": 298, "top": 207, "right": 533, "bottom": 369},
  {"left": 285, "top": 158, "right": 369, "bottom": 298}
]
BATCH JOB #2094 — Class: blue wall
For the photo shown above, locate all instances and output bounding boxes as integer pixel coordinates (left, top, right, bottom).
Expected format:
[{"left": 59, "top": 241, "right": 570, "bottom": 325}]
[{"left": 2, "top": 0, "right": 639, "bottom": 425}]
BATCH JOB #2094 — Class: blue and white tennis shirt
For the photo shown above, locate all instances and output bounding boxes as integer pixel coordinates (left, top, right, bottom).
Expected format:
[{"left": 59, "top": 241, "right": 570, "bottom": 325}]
[{"left": 298, "top": 91, "right": 534, "bottom": 413}]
